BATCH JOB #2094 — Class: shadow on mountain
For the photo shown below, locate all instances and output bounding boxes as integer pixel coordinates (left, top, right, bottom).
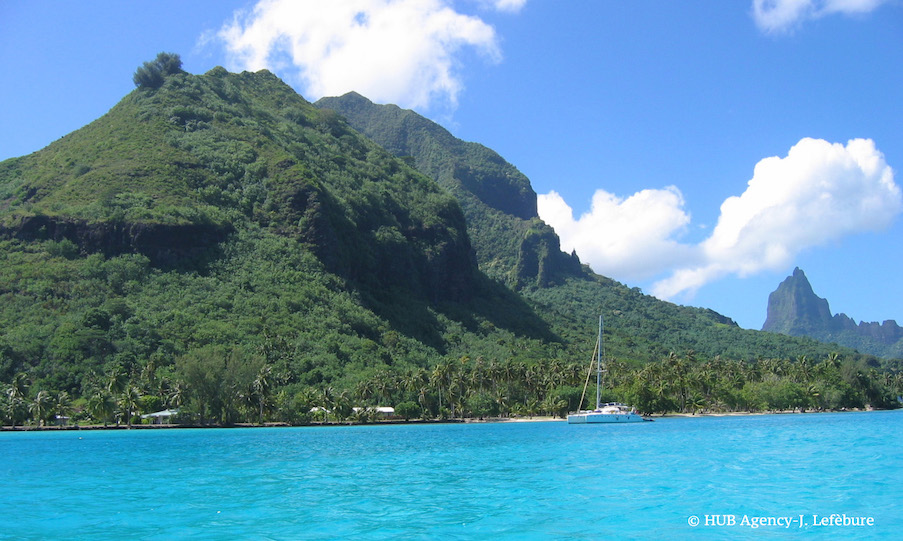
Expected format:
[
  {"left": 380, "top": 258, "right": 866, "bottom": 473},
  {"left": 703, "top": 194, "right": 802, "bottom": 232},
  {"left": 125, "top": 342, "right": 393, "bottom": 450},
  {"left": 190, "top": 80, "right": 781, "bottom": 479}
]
[{"left": 358, "top": 272, "right": 559, "bottom": 354}]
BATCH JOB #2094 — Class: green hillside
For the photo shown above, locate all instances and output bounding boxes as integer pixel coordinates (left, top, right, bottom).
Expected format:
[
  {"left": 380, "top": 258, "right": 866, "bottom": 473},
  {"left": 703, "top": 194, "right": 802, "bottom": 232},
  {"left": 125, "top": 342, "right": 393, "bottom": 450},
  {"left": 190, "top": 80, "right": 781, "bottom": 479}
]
[{"left": 0, "top": 60, "right": 897, "bottom": 427}]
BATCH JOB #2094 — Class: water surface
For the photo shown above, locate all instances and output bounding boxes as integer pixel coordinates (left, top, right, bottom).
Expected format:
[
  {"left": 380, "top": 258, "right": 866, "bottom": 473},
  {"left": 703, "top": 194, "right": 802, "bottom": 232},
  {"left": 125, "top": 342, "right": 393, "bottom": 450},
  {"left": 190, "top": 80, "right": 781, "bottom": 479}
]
[{"left": 1, "top": 411, "right": 900, "bottom": 539}]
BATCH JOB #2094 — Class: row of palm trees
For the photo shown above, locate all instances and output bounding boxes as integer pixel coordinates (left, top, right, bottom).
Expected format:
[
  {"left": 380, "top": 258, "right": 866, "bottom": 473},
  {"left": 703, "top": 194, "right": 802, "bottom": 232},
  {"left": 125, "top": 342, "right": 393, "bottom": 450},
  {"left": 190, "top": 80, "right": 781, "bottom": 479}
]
[
  {"left": 3, "top": 352, "right": 901, "bottom": 427},
  {"left": 3, "top": 373, "right": 74, "bottom": 427},
  {"left": 353, "top": 356, "right": 588, "bottom": 419},
  {"left": 349, "top": 352, "right": 901, "bottom": 418}
]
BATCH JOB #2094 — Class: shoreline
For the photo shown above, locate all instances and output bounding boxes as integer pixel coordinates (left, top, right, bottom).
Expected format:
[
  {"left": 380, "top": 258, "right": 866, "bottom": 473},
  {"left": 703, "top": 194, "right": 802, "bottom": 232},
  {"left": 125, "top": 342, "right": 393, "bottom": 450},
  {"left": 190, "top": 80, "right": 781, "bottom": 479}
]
[
  {"left": 653, "top": 407, "right": 883, "bottom": 418},
  {"left": 2, "top": 408, "right": 894, "bottom": 432}
]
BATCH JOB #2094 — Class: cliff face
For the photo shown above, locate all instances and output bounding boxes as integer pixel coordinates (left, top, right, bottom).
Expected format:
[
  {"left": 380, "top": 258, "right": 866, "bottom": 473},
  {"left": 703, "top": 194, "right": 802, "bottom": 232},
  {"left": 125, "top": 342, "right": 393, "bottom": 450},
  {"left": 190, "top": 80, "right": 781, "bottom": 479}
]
[
  {"left": 762, "top": 267, "right": 833, "bottom": 335},
  {"left": 0, "top": 214, "right": 231, "bottom": 266},
  {"left": 762, "top": 267, "right": 903, "bottom": 358}
]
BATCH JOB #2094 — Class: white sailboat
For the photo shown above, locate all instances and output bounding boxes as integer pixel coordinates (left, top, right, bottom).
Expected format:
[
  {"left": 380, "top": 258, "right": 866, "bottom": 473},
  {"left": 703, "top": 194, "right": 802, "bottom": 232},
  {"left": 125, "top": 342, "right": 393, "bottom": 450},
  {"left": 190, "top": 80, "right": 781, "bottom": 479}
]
[{"left": 567, "top": 315, "right": 646, "bottom": 424}]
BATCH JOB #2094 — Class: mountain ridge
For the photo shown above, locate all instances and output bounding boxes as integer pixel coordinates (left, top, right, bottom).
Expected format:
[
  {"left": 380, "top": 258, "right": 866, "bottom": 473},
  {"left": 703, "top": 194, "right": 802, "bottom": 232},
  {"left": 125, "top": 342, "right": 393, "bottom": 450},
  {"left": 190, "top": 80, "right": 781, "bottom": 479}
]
[{"left": 314, "top": 92, "right": 582, "bottom": 288}]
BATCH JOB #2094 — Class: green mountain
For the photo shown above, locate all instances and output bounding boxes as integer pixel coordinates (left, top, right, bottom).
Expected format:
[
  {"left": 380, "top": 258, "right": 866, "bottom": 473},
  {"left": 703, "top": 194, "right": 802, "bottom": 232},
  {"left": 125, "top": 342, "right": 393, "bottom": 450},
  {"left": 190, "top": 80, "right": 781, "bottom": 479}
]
[
  {"left": 0, "top": 66, "right": 560, "bottom": 392},
  {"left": 763, "top": 268, "right": 903, "bottom": 358},
  {"left": 1, "top": 63, "right": 888, "bottom": 424}
]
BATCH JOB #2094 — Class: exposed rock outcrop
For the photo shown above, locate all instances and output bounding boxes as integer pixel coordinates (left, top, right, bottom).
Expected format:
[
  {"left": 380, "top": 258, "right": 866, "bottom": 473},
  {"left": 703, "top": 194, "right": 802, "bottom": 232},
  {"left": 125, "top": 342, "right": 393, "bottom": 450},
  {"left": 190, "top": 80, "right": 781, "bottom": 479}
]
[{"left": 0, "top": 214, "right": 232, "bottom": 266}]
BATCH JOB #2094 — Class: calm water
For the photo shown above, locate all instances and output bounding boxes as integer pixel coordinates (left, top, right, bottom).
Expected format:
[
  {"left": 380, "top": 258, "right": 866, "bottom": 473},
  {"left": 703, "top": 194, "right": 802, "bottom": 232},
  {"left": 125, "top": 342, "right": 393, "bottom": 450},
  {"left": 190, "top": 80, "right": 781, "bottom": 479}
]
[{"left": 1, "top": 411, "right": 900, "bottom": 539}]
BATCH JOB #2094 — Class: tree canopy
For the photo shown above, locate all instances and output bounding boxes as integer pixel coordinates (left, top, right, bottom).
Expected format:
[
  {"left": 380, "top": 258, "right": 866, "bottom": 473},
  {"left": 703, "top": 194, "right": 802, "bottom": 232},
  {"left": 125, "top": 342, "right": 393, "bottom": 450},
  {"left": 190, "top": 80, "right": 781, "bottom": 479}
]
[{"left": 133, "top": 52, "right": 184, "bottom": 89}]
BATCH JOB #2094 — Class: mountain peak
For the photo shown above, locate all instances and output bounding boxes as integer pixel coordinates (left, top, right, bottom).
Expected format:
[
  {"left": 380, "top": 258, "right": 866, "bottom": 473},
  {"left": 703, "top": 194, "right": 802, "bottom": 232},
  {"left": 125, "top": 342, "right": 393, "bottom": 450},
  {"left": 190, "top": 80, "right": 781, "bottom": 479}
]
[
  {"left": 762, "top": 267, "right": 832, "bottom": 335},
  {"left": 762, "top": 267, "right": 903, "bottom": 357}
]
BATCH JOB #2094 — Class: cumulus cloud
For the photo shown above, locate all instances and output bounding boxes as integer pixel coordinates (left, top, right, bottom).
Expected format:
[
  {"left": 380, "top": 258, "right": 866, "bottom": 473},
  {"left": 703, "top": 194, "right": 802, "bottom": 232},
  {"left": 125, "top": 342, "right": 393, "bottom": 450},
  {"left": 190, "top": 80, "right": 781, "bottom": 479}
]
[
  {"left": 217, "top": 0, "right": 513, "bottom": 111},
  {"left": 752, "top": 0, "right": 891, "bottom": 33},
  {"left": 654, "top": 138, "right": 900, "bottom": 298},
  {"left": 538, "top": 138, "right": 900, "bottom": 301},
  {"left": 538, "top": 186, "right": 696, "bottom": 281}
]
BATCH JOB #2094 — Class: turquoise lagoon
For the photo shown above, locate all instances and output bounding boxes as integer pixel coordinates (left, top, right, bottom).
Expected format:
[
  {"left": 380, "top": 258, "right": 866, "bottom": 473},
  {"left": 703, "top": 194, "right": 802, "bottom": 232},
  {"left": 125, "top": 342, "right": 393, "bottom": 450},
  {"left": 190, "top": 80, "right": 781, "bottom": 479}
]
[{"left": 1, "top": 410, "right": 900, "bottom": 539}]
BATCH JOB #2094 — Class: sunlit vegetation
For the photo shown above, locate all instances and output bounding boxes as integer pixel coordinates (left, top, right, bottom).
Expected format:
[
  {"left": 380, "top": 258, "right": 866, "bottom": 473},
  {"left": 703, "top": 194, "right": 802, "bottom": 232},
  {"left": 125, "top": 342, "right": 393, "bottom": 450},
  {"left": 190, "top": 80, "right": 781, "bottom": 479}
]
[{"left": 3, "top": 345, "right": 900, "bottom": 427}]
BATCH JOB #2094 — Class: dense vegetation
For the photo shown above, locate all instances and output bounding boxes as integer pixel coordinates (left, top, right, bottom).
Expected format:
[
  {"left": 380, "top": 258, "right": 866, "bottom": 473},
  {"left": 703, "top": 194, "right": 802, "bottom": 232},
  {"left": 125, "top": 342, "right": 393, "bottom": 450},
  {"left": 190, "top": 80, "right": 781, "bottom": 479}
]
[
  {"left": 3, "top": 341, "right": 899, "bottom": 427},
  {"left": 1, "top": 59, "right": 899, "bottom": 428}
]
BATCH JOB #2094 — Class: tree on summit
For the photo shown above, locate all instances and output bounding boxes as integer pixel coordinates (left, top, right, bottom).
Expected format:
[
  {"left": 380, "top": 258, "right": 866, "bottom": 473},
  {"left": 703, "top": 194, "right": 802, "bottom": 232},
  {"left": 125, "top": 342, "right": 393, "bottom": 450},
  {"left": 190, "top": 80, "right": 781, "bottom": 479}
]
[{"left": 133, "top": 52, "right": 184, "bottom": 89}]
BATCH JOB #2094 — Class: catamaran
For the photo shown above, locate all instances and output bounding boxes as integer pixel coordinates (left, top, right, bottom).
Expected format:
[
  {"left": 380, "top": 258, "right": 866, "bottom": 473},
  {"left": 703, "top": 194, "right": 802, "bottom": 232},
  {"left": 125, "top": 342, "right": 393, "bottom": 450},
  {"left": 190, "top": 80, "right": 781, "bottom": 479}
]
[{"left": 567, "top": 315, "right": 647, "bottom": 424}]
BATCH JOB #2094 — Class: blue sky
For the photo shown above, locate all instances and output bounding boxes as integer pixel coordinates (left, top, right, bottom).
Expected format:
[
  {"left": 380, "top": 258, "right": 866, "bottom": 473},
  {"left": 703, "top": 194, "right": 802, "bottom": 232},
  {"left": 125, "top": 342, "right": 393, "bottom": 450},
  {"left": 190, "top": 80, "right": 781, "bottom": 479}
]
[{"left": 1, "top": 1, "right": 901, "bottom": 331}]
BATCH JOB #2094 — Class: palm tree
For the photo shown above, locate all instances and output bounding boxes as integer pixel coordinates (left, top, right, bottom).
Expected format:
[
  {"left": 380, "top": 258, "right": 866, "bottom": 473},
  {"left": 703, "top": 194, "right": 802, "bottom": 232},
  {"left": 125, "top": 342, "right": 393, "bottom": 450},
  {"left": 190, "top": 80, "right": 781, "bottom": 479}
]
[
  {"left": 689, "top": 392, "right": 706, "bottom": 414},
  {"left": 167, "top": 380, "right": 187, "bottom": 411},
  {"left": 332, "top": 390, "right": 353, "bottom": 421},
  {"left": 403, "top": 369, "right": 427, "bottom": 397},
  {"left": 494, "top": 387, "right": 509, "bottom": 417},
  {"left": 805, "top": 384, "right": 822, "bottom": 411},
  {"left": 355, "top": 379, "right": 375, "bottom": 404},
  {"left": 252, "top": 364, "right": 273, "bottom": 425},
  {"left": 319, "top": 387, "right": 335, "bottom": 422},
  {"left": 29, "top": 390, "right": 53, "bottom": 427},
  {"left": 4, "top": 374, "right": 28, "bottom": 428},
  {"left": 119, "top": 384, "right": 141, "bottom": 428},
  {"left": 87, "top": 389, "right": 116, "bottom": 427},
  {"left": 821, "top": 353, "right": 842, "bottom": 379},
  {"left": 540, "top": 394, "right": 567, "bottom": 418},
  {"left": 373, "top": 369, "right": 396, "bottom": 406},
  {"left": 2, "top": 392, "right": 22, "bottom": 427},
  {"left": 106, "top": 365, "right": 129, "bottom": 396},
  {"left": 54, "top": 391, "right": 73, "bottom": 426},
  {"left": 8, "top": 373, "right": 28, "bottom": 401},
  {"left": 430, "top": 362, "right": 452, "bottom": 414},
  {"left": 794, "top": 355, "right": 812, "bottom": 384}
]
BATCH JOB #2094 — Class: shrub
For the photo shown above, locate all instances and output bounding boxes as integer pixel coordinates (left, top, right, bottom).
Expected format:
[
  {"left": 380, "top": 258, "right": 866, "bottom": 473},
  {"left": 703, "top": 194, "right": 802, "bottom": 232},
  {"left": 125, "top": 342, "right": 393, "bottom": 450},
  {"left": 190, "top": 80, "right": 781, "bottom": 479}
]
[{"left": 394, "top": 401, "right": 420, "bottom": 421}]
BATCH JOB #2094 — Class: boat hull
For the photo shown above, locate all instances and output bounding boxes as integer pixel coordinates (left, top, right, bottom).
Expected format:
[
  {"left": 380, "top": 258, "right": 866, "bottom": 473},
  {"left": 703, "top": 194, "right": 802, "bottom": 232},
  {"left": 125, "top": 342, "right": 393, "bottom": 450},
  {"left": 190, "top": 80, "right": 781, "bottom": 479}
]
[{"left": 567, "top": 412, "right": 645, "bottom": 424}]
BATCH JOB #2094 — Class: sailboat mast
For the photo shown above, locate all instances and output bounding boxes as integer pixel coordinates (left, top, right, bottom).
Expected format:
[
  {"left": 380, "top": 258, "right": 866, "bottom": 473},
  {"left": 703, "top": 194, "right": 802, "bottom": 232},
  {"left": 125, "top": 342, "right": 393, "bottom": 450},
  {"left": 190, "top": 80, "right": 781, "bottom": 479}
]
[{"left": 596, "top": 314, "right": 603, "bottom": 410}]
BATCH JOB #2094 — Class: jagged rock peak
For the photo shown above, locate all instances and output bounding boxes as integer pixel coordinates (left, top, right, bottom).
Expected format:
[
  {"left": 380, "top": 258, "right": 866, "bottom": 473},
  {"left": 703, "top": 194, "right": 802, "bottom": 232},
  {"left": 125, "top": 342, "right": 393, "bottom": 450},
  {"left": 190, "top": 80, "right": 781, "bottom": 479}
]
[
  {"left": 761, "top": 267, "right": 833, "bottom": 335},
  {"left": 762, "top": 267, "right": 903, "bottom": 357}
]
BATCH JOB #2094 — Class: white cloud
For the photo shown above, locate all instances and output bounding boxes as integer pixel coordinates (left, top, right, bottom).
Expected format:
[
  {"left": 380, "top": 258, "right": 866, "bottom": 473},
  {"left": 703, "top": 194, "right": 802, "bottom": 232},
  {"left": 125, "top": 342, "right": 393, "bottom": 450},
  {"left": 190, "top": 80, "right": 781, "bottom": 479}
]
[
  {"left": 539, "top": 138, "right": 900, "bottom": 301},
  {"left": 217, "top": 0, "right": 512, "bottom": 111},
  {"left": 652, "top": 138, "right": 900, "bottom": 299},
  {"left": 538, "top": 186, "right": 696, "bottom": 282},
  {"left": 486, "top": 0, "right": 527, "bottom": 12},
  {"left": 752, "top": 0, "right": 891, "bottom": 33}
]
